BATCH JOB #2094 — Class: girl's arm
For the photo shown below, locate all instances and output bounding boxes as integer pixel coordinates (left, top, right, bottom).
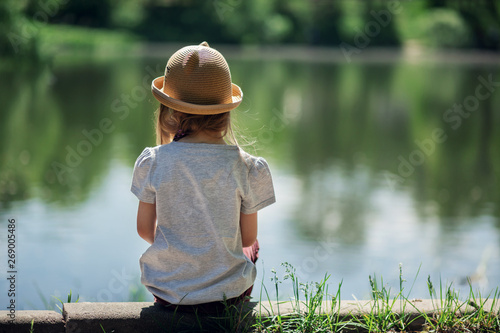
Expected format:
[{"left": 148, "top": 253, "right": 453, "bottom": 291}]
[
  {"left": 240, "top": 212, "right": 258, "bottom": 248},
  {"left": 137, "top": 201, "right": 157, "bottom": 244}
]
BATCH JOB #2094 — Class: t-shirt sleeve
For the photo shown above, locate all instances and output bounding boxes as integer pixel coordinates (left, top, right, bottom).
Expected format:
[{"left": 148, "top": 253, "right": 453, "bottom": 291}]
[
  {"left": 131, "top": 147, "right": 156, "bottom": 204},
  {"left": 241, "top": 157, "right": 276, "bottom": 214}
]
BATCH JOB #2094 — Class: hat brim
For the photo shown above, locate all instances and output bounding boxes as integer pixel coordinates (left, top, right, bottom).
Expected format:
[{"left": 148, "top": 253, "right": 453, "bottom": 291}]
[{"left": 151, "top": 77, "right": 243, "bottom": 115}]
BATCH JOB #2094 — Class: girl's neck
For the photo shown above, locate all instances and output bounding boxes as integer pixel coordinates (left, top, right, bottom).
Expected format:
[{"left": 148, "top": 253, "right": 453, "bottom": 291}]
[{"left": 177, "top": 131, "right": 226, "bottom": 145}]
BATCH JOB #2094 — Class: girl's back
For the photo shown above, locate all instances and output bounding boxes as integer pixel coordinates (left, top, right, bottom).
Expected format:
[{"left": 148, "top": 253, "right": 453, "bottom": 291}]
[
  {"left": 131, "top": 41, "right": 275, "bottom": 309},
  {"left": 133, "top": 142, "right": 274, "bottom": 304}
]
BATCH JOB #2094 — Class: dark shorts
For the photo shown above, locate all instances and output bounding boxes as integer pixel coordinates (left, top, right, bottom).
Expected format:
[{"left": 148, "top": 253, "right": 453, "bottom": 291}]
[{"left": 153, "top": 240, "right": 260, "bottom": 314}]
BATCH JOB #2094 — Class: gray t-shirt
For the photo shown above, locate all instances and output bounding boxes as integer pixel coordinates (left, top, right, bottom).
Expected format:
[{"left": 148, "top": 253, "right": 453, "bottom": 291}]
[{"left": 131, "top": 141, "right": 275, "bottom": 304}]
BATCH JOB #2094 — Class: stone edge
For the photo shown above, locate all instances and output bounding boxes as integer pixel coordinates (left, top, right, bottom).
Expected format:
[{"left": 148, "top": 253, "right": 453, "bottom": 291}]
[{"left": 0, "top": 299, "right": 498, "bottom": 332}]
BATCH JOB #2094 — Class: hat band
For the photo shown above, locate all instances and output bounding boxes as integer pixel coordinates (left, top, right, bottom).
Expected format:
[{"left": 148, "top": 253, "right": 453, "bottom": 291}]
[{"left": 151, "top": 77, "right": 243, "bottom": 115}]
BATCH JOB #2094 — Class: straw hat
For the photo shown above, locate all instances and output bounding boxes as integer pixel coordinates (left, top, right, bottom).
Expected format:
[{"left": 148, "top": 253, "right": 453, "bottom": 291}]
[{"left": 151, "top": 42, "right": 243, "bottom": 115}]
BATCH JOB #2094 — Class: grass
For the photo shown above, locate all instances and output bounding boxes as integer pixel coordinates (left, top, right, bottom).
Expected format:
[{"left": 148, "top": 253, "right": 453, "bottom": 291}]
[
  {"left": 52, "top": 289, "right": 79, "bottom": 314},
  {"left": 255, "top": 263, "right": 346, "bottom": 332},
  {"left": 413, "top": 276, "right": 500, "bottom": 333},
  {"left": 41, "top": 264, "right": 499, "bottom": 332},
  {"left": 250, "top": 263, "right": 499, "bottom": 333}
]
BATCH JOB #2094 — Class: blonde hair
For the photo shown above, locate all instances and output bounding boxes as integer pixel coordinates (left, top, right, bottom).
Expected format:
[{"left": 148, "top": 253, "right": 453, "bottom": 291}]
[{"left": 155, "top": 104, "right": 237, "bottom": 146}]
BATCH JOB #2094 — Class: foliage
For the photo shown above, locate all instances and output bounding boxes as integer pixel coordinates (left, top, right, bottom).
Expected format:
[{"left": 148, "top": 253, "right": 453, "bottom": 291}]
[
  {"left": 52, "top": 290, "right": 79, "bottom": 314},
  {"left": 37, "top": 24, "right": 139, "bottom": 57},
  {"left": 428, "top": 0, "right": 500, "bottom": 50},
  {"left": 25, "top": 0, "right": 113, "bottom": 28},
  {"left": 0, "top": 0, "right": 38, "bottom": 58},
  {"left": 31, "top": 264, "right": 499, "bottom": 332},
  {"left": 254, "top": 264, "right": 500, "bottom": 333},
  {"left": 1, "top": 0, "right": 499, "bottom": 59},
  {"left": 418, "top": 8, "right": 472, "bottom": 48}
]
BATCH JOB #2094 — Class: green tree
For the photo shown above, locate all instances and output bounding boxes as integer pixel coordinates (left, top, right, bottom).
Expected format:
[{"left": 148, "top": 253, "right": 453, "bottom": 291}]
[
  {"left": 362, "top": 0, "right": 400, "bottom": 46},
  {"left": 26, "top": 0, "right": 113, "bottom": 28},
  {"left": 308, "top": 1, "right": 343, "bottom": 45},
  {"left": 427, "top": 0, "right": 500, "bottom": 50},
  {"left": 0, "top": 0, "right": 38, "bottom": 58}
]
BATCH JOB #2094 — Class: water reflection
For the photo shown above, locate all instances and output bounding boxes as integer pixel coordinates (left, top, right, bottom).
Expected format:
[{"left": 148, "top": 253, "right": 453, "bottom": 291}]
[
  {"left": 1, "top": 56, "right": 499, "bottom": 223},
  {"left": 1, "top": 56, "right": 499, "bottom": 222},
  {"left": 0, "top": 59, "right": 157, "bottom": 207},
  {"left": 0, "top": 52, "right": 499, "bottom": 307},
  {"left": 286, "top": 62, "right": 500, "bottom": 238}
]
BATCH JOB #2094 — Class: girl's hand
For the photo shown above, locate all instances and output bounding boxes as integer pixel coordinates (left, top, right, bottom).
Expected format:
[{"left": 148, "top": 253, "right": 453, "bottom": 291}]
[{"left": 137, "top": 201, "right": 156, "bottom": 244}]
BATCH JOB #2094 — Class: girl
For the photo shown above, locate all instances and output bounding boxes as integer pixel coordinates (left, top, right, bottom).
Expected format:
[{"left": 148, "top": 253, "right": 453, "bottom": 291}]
[{"left": 131, "top": 42, "right": 276, "bottom": 313}]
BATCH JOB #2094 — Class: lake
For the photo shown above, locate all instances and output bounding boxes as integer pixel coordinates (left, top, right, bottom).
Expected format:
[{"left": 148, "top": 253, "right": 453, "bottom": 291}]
[{"left": 1, "top": 46, "right": 499, "bottom": 310}]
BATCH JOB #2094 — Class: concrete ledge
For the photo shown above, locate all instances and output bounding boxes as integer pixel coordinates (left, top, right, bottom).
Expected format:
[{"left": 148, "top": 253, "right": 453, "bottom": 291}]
[
  {"left": 63, "top": 302, "right": 237, "bottom": 332},
  {"left": 257, "top": 298, "right": 500, "bottom": 316},
  {"left": 1, "top": 300, "right": 499, "bottom": 333},
  {"left": 0, "top": 310, "right": 64, "bottom": 333}
]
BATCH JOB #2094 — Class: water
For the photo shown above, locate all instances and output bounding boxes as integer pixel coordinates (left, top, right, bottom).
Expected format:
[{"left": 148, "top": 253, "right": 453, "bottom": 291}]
[{"left": 1, "top": 48, "right": 499, "bottom": 310}]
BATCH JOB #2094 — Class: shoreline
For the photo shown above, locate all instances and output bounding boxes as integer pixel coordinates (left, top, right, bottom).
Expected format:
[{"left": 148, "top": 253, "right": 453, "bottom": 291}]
[{"left": 1, "top": 299, "right": 499, "bottom": 332}]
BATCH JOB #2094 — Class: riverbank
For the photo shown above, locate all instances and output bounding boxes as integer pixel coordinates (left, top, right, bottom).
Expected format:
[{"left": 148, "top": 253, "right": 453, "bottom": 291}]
[
  {"left": 1, "top": 299, "right": 499, "bottom": 333},
  {"left": 29, "top": 24, "right": 500, "bottom": 64}
]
